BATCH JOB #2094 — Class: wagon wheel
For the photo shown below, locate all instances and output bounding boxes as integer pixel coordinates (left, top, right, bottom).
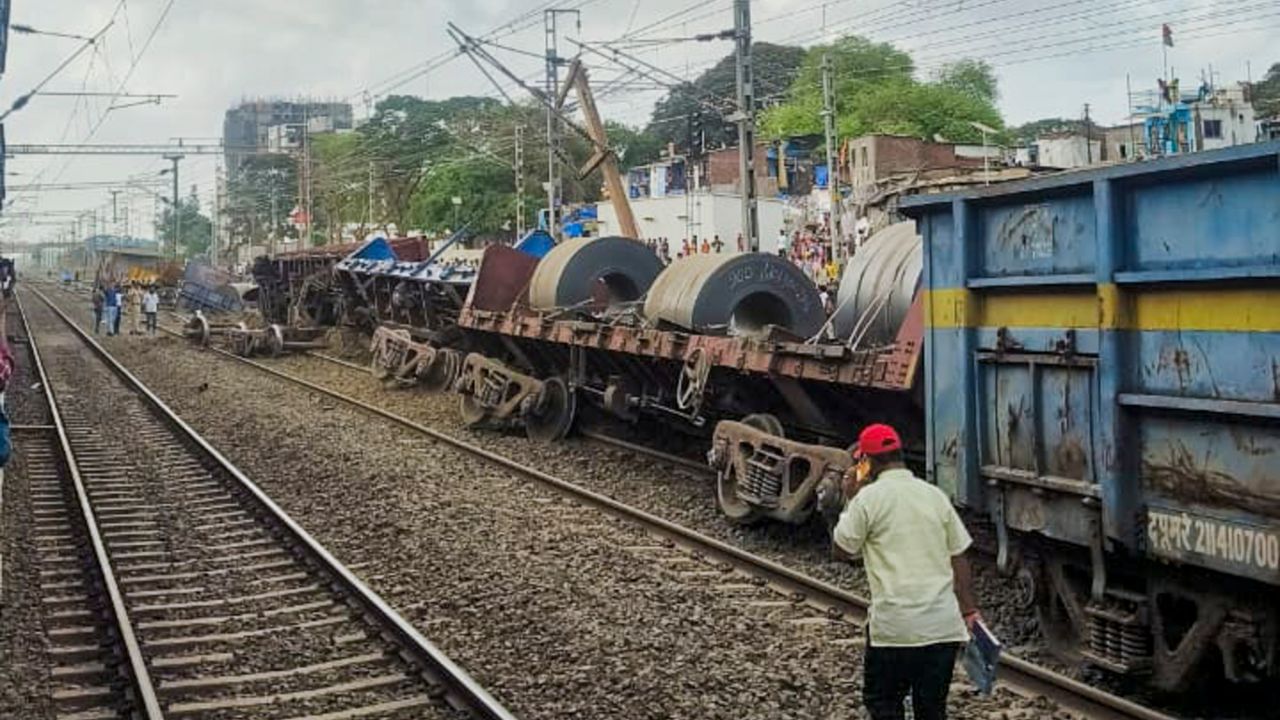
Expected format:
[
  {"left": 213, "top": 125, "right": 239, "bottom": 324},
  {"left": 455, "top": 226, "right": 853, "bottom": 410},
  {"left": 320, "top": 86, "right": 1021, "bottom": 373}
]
[
  {"left": 675, "top": 347, "right": 710, "bottom": 412},
  {"left": 266, "top": 325, "right": 286, "bottom": 358},
  {"left": 187, "top": 313, "right": 211, "bottom": 346},
  {"left": 458, "top": 392, "right": 489, "bottom": 428},
  {"left": 525, "top": 377, "right": 576, "bottom": 443},
  {"left": 716, "top": 412, "right": 784, "bottom": 525},
  {"left": 419, "top": 349, "right": 460, "bottom": 394},
  {"left": 717, "top": 462, "right": 763, "bottom": 525},
  {"left": 741, "top": 413, "right": 784, "bottom": 438}
]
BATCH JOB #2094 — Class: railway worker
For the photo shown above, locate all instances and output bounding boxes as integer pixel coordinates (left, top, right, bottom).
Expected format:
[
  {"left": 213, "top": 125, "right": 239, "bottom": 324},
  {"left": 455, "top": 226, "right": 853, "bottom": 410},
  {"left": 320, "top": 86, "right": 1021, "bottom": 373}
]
[
  {"left": 832, "top": 423, "right": 980, "bottom": 720},
  {"left": 142, "top": 286, "right": 160, "bottom": 336},
  {"left": 91, "top": 285, "right": 106, "bottom": 334}
]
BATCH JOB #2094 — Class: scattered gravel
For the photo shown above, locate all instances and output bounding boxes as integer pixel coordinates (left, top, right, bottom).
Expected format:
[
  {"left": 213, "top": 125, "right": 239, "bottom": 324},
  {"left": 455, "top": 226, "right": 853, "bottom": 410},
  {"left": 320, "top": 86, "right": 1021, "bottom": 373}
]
[
  {"left": 0, "top": 302, "right": 55, "bottom": 719},
  {"left": 37, "top": 285, "right": 1072, "bottom": 719},
  {"left": 266, "top": 353, "right": 1043, "bottom": 651}
]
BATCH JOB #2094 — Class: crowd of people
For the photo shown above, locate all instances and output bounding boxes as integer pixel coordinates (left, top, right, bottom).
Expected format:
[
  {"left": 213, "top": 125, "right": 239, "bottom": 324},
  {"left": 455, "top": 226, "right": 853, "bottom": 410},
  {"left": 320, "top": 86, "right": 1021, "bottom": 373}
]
[
  {"left": 643, "top": 233, "right": 744, "bottom": 265},
  {"left": 642, "top": 226, "right": 843, "bottom": 316},
  {"left": 90, "top": 282, "right": 161, "bottom": 337}
]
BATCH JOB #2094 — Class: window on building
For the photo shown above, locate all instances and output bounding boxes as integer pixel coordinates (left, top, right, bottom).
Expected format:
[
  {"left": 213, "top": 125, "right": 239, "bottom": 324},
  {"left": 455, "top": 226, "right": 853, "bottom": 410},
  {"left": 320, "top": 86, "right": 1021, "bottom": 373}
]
[
  {"left": 1203, "top": 119, "right": 1223, "bottom": 139},
  {"left": 860, "top": 147, "right": 869, "bottom": 167}
]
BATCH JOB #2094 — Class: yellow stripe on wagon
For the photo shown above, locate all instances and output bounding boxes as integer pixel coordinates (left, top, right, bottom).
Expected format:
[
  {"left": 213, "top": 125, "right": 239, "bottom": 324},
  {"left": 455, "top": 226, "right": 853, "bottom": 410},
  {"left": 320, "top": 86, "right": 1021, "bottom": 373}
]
[{"left": 925, "top": 286, "right": 1280, "bottom": 332}]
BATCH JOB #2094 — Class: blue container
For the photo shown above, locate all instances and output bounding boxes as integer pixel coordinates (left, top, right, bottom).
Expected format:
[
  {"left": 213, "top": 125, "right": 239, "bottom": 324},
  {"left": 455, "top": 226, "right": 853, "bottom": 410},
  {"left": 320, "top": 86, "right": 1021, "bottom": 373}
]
[{"left": 902, "top": 142, "right": 1280, "bottom": 587}]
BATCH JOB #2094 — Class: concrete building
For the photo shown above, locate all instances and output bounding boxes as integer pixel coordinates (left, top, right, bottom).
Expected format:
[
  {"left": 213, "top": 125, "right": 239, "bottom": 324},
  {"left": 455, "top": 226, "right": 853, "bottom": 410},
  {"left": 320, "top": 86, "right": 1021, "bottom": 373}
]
[
  {"left": 596, "top": 192, "right": 786, "bottom": 254},
  {"left": 1193, "top": 83, "right": 1256, "bottom": 150},
  {"left": 842, "top": 135, "right": 987, "bottom": 204},
  {"left": 1132, "top": 80, "right": 1258, "bottom": 156},
  {"left": 1101, "top": 123, "right": 1145, "bottom": 162},
  {"left": 1034, "top": 134, "right": 1103, "bottom": 170},
  {"left": 222, "top": 99, "right": 354, "bottom": 172}
]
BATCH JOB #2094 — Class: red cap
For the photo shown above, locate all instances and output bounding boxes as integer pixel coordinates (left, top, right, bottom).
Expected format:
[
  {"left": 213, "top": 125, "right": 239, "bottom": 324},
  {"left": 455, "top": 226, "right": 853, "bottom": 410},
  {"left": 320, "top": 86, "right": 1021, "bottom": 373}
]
[{"left": 854, "top": 423, "right": 902, "bottom": 458}]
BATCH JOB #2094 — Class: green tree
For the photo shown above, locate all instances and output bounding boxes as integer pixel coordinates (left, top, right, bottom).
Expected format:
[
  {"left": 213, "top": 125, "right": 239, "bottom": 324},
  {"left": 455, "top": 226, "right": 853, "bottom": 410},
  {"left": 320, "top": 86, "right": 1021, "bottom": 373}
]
[
  {"left": 1253, "top": 62, "right": 1280, "bottom": 117},
  {"left": 933, "top": 59, "right": 999, "bottom": 104},
  {"left": 606, "top": 120, "right": 663, "bottom": 167},
  {"left": 157, "top": 188, "right": 213, "bottom": 258},
  {"left": 310, "top": 132, "right": 370, "bottom": 243},
  {"left": 1007, "top": 117, "right": 1090, "bottom": 144},
  {"left": 225, "top": 155, "right": 298, "bottom": 246},
  {"left": 409, "top": 160, "right": 515, "bottom": 235},
  {"left": 359, "top": 95, "right": 503, "bottom": 230},
  {"left": 759, "top": 35, "right": 1004, "bottom": 145}
]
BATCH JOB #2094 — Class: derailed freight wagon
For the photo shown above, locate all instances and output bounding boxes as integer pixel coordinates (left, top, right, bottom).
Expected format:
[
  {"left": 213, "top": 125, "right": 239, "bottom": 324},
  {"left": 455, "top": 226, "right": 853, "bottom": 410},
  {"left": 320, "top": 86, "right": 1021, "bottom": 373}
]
[
  {"left": 454, "top": 232, "right": 925, "bottom": 525},
  {"left": 902, "top": 141, "right": 1280, "bottom": 691}
]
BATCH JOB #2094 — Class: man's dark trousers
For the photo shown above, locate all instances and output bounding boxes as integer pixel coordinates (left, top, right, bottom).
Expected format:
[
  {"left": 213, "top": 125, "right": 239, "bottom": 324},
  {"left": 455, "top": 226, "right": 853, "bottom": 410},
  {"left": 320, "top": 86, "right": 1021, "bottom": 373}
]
[{"left": 863, "top": 641, "right": 960, "bottom": 720}]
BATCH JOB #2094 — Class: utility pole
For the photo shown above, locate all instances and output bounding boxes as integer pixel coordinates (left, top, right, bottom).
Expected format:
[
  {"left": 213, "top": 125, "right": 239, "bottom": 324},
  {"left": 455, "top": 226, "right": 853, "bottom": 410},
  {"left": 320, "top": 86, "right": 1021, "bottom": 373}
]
[
  {"left": 1083, "top": 103, "right": 1093, "bottom": 164},
  {"left": 544, "top": 8, "right": 580, "bottom": 242},
  {"left": 514, "top": 124, "right": 526, "bottom": 238},
  {"left": 163, "top": 154, "right": 183, "bottom": 258},
  {"left": 110, "top": 189, "right": 121, "bottom": 234},
  {"left": 732, "top": 0, "right": 759, "bottom": 252},
  {"left": 367, "top": 162, "right": 375, "bottom": 231},
  {"left": 302, "top": 104, "right": 313, "bottom": 246},
  {"left": 821, "top": 53, "right": 841, "bottom": 261},
  {"left": 270, "top": 185, "right": 279, "bottom": 259}
]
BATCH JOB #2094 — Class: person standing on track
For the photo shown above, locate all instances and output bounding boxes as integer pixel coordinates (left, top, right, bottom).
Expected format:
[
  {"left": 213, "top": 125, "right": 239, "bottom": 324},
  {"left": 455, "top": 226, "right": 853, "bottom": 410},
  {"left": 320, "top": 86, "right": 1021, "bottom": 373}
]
[
  {"left": 103, "top": 284, "right": 120, "bottom": 337},
  {"left": 142, "top": 285, "right": 160, "bottom": 336},
  {"left": 832, "top": 423, "right": 981, "bottom": 720},
  {"left": 91, "top": 285, "right": 106, "bottom": 334},
  {"left": 126, "top": 282, "right": 143, "bottom": 335}
]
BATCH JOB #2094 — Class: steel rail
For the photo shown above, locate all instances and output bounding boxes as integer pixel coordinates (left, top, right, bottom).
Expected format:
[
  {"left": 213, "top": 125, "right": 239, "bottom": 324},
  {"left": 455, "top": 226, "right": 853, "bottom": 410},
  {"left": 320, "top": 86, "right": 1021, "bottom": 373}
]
[
  {"left": 30, "top": 287, "right": 518, "bottom": 720},
  {"left": 136, "top": 313, "right": 1177, "bottom": 720},
  {"left": 16, "top": 290, "right": 167, "bottom": 718}
]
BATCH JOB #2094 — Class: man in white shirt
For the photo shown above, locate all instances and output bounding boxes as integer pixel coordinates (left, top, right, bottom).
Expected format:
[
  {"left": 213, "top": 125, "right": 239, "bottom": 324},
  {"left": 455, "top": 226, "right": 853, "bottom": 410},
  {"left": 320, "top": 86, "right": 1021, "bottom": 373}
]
[
  {"left": 142, "top": 286, "right": 160, "bottom": 336},
  {"left": 833, "top": 423, "right": 980, "bottom": 720}
]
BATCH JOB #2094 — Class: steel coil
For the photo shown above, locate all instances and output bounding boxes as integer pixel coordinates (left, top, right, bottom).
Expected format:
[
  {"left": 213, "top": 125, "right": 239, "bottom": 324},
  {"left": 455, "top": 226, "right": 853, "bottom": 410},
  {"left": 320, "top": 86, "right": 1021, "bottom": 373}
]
[
  {"left": 527, "top": 236, "right": 663, "bottom": 310},
  {"left": 830, "top": 221, "right": 922, "bottom": 347},
  {"left": 643, "top": 252, "right": 825, "bottom": 338}
]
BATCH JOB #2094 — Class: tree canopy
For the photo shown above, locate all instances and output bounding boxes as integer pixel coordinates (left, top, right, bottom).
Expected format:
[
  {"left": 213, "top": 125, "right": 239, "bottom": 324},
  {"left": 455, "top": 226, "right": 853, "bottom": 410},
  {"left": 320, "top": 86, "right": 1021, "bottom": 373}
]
[
  {"left": 1253, "top": 62, "right": 1280, "bottom": 118},
  {"left": 647, "top": 42, "right": 807, "bottom": 151},
  {"left": 157, "top": 188, "right": 213, "bottom": 258},
  {"left": 759, "top": 36, "right": 1004, "bottom": 144}
]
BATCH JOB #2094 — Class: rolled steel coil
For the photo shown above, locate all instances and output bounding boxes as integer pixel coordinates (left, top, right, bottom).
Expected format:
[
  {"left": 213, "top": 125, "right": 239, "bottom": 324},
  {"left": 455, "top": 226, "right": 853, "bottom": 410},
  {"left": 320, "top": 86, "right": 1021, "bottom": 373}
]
[
  {"left": 527, "top": 236, "right": 664, "bottom": 310},
  {"left": 830, "top": 221, "right": 922, "bottom": 348},
  {"left": 643, "top": 252, "right": 826, "bottom": 338}
]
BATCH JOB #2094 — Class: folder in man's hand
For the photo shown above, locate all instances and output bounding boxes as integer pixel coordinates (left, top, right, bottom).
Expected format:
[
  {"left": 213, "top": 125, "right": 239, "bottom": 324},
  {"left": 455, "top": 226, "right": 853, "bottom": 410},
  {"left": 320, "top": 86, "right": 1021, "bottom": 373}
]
[{"left": 962, "top": 618, "right": 1001, "bottom": 695}]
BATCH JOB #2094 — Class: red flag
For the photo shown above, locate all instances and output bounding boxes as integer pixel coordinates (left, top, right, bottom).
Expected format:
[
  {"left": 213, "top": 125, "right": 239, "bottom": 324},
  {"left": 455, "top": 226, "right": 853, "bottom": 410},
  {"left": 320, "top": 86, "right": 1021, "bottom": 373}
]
[{"left": 1162, "top": 24, "right": 1174, "bottom": 47}]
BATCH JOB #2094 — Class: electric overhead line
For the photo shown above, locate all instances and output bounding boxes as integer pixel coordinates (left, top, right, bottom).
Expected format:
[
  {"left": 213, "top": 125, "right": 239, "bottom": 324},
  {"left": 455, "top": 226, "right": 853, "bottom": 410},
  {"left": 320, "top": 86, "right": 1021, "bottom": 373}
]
[{"left": 0, "top": 20, "right": 114, "bottom": 121}]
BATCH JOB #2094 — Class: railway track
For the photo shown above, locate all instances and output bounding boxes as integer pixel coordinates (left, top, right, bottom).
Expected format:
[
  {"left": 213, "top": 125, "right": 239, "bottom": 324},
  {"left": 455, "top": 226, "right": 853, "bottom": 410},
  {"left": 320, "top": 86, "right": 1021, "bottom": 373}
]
[
  {"left": 20, "top": 287, "right": 516, "bottom": 720},
  {"left": 91, "top": 300, "right": 1181, "bottom": 720}
]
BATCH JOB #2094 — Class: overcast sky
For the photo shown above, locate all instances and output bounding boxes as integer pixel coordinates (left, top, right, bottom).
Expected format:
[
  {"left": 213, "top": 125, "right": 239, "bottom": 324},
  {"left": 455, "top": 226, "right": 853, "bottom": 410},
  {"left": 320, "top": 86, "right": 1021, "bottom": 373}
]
[{"left": 2, "top": 0, "right": 1274, "bottom": 245}]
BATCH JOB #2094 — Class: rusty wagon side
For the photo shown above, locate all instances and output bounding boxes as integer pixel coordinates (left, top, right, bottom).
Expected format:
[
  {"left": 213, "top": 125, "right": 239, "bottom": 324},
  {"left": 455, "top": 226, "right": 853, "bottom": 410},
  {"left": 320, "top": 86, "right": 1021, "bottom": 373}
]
[{"left": 902, "top": 140, "right": 1280, "bottom": 691}]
